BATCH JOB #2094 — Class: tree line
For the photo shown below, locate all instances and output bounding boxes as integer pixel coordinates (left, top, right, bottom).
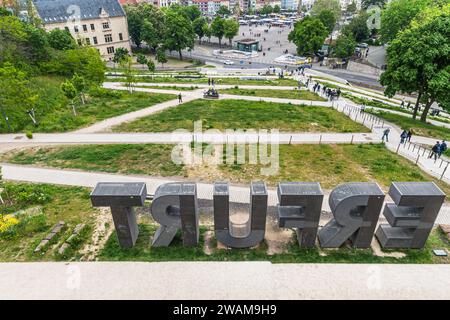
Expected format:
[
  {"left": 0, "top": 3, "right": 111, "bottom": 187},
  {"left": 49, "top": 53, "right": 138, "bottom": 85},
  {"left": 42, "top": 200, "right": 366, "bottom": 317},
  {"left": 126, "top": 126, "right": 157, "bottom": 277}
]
[{"left": 125, "top": 4, "right": 240, "bottom": 60}]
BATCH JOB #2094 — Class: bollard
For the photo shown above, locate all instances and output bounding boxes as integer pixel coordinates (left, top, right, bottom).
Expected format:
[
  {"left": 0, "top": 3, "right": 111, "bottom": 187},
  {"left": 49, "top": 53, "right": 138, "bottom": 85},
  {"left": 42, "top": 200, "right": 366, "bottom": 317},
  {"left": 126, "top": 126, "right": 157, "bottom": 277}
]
[
  {"left": 289, "top": 135, "right": 292, "bottom": 145},
  {"left": 415, "top": 153, "right": 420, "bottom": 165},
  {"left": 440, "top": 163, "right": 449, "bottom": 180},
  {"left": 396, "top": 143, "right": 401, "bottom": 154},
  {"left": 351, "top": 135, "right": 354, "bottom": 144},
  {"left": 319, "top": 134, "right": 322, "bottom": 144},
  {"left": 440, "top": 159, "right": 444, "bottom": 168}
]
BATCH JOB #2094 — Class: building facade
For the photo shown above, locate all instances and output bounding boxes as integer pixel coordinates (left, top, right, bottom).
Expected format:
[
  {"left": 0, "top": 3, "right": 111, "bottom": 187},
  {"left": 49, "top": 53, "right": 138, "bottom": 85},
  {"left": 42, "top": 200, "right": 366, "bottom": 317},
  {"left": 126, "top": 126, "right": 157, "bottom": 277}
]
[{"left": 33, "top": 0, "right": 131, "bottom": 59}]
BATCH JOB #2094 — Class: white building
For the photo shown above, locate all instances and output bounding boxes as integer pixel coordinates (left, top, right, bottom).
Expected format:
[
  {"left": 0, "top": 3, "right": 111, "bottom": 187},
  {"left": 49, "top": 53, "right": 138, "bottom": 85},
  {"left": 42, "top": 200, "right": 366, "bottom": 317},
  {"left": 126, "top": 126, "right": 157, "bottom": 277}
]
[{"left": 33, "top": 0, "right": 132, "bottom": 60}]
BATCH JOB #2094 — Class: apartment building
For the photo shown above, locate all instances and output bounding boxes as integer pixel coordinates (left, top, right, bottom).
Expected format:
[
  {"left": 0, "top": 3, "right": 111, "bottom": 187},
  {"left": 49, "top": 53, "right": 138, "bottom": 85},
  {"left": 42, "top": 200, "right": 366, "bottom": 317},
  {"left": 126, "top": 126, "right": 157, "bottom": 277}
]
[{"left": 32, "top": 0, "right": 131, "bottom": 59}]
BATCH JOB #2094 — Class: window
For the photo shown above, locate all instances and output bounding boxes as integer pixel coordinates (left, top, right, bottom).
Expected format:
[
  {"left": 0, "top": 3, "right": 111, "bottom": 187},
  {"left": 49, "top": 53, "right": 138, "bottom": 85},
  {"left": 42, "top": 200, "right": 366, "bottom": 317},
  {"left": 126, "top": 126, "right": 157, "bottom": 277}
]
[
  {"left": 93, "top": 36, "right": 98, "bottom": 45},
  {"left": 82, "top": 24, "right": 87, "bottom": 32},
  {"left": 90, "top": 24, "right": 95, "bottom": 31},
  {"left": 104, "top": 34, "right": 113, "bottom": 43},
  {"left": 74, "top": 26, "right": 79, "bottom": 33},
  {"left": 64, "top": 26, "right": 69, "bottom": 32},
  {"left": 118, "top": 33, "right": 123, "bottom": 41},
  {"left": 77, "top": 39, "right": 82, "bottom": 45},
  {"left": 85, "top": 38, "right": 90, "bottom": 45},
  {"left": 107, "top": 46, "right": 115, "bottom": 54},
  {"left": 102, "top": 22, "right": 110, "bottom": 29}
]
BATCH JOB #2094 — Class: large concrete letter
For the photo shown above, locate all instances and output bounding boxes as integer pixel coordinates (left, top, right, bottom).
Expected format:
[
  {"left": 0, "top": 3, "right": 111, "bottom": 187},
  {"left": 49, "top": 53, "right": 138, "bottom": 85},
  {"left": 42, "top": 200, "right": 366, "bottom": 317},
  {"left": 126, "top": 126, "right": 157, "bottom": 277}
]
[
  {"left": 318, "top": 183, "right": 385, "bottom": 248},
  {"left": 214, "top": 182, "right": 268, "bottom": 248},
  {"left": 90, "top": 182, "right": 147, "bottom": 248},
  {"left": 277, "top": 182, "right": 323, "bottom": 248},
  {"left": 150, "top": 182, "right": 199, "bottom": 247},
  {"left": 376, "top": 182, "right": 445, "bottom": 249}
]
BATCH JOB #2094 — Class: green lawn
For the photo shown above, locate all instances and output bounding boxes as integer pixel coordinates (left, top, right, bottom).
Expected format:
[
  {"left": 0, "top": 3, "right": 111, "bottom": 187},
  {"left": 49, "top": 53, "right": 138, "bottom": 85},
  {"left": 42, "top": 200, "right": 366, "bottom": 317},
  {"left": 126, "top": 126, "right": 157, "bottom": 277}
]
[
  {"left": 136, "top": 85, "right": 198, "bottom": 91},
  {"left": 0, "top": 183, "right": 95, "bottom": 261},
  {"left": 221, "top": 88, "right": 327, "bottom": 101},
  {"left": 366, "top": 109, "right": 450, "bottom": 140},
  {"left": 112, "top": 99, "right": 369, "bottom": 133},
  {"left": 1, "top": 76, "right": 175, "bottom": 133},
  {"left": 109, "top": 76, "right": 299, "bottom": 86},
  {"left": 4, "top": 143, "right": 450, "bottom": 196}
]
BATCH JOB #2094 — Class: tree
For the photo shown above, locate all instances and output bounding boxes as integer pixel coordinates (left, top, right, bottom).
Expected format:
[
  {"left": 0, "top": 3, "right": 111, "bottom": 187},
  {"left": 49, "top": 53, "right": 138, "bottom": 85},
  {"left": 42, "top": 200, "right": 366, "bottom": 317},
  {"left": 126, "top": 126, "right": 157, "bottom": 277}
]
[
  {"left": 147, "top": 59, "right": 155, "bottom": 72},
  {"left": 0, "top": 63, "right": 37, "bottom": 132},
  {"left": 342, "top": 12, "right": 370, "bottom": 42},
  {"left": 217, "top": 5, "right": 231, "bottom": 16},
  {"left": 288, "top": 16, "right": 328, "bottom": 56},
  {"left": 380, "top": 0, "right": 431, "bottom": 43},
  {"left": 223, "top": 19, "right": 239, "bottom": 46},
  {"left": 60, "top": 80, "right": 77, "bottom": 116},
  {"left": 260, "top": 5, "right": 273, "bottom": 15},
  {"left": 193, "top": 17, "right": 207, "bottom": 44},
  {"left": 315, "top": 9, "right": 336, "bottom": 33},
  {"left": 120, "top": 55, "right": 136, "bottom": 93},
  {"left": 362, "top": 0, "right": 386, "bottom": 10},
  {"left": 181, "top": 5, "right": 202, "bottom": 21},
  {"left": 380, "top": 4, "right": 450, "bottom": 122},
  {"left": 113, "top": 47, "right": 129, "bottom": 65},
  {"left": 273, "top": 5, "right": 281, "bottom": 13},
  {"left": 211, "top": 16, "right": 225, "bottom": 46},
  {"left": 71, "top": 73, "right": 87, "bottom": 105},
  {"left": 233, "top": 3, "right": 241, "bottom": 17},
  {"left": 47, "top": 29, "right": 77, "bottom": 51},
  {"left": 203, "top": 23, "right": 212, "bottom": 43},
  {"left": 311, "top": 0, "right": 341, "bottom": 21},
  {"left": 136, "top": 53, "right": 148, "bottom": 66},
  {"left": 333, "top": 33, "right": 356, "bottom": 58},
  {"left": 156, "top": 47, "right": 168, "bottom": 68},
  {"left": 164, "top": 10, "right": 195, "bottom": 60}
]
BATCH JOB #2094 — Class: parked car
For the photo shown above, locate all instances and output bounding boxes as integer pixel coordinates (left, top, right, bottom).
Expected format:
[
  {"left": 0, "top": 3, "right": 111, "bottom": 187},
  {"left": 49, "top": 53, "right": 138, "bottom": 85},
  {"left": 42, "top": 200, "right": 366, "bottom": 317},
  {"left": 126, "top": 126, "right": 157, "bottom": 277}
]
[{"left": 223, "top": 60, "right": 234, "bottom": 65}]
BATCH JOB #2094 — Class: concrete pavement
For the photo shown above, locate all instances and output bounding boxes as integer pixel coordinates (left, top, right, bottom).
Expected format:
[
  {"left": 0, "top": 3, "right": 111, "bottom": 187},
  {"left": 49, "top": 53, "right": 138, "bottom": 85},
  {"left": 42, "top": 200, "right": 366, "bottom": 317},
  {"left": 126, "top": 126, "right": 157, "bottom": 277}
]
[{"left": 1, "top": 262, "right": 450, "bottom": 299}]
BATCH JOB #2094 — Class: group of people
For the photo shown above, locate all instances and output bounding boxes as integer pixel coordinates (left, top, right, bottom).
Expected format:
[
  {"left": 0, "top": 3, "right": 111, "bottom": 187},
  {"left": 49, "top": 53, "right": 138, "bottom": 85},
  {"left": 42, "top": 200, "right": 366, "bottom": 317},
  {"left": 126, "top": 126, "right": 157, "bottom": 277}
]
[
  {"left": 400, "top": 130, "right": 413, "bottom": 144},
  {"left": 311, "top": 83, "right": 341, "bottom": 101},
  {"left": 207, "top": 78, "right": 215, "bottom": 86},
  {"left": 429, "top": 140, "right": 447, "bottom": 160}
]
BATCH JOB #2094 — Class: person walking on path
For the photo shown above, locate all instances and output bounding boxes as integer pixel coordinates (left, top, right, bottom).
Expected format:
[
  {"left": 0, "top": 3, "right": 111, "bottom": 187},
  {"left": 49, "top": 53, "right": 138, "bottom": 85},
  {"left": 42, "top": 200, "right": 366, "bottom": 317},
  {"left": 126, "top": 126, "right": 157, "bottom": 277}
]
[
  {"left": 382, "top": 128, "right": 390, "bottom": 142},
  {"left": 439, "top": 140, "right": 447, "bottom": 158},
  {"left": 407, "top": 130, "right": 413, "bottom": 142},
  {"left": 208, "top": 78, "right": 211, "bottom": 86},
  {"left": 178, "top": 93, "right": 182, "bottom": 104},
  {"left": 429, "top": 141, "right": 440, "bottom": 161},
  {"left": 400, "top": 130, "right": 407, "bottom": 144}
]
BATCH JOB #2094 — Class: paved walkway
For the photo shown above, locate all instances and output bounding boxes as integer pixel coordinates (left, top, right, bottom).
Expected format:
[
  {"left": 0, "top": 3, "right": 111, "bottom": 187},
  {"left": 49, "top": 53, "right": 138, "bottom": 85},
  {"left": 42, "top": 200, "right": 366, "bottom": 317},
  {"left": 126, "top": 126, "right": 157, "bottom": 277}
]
[{"left": 1, "top": 262, "right": 449, "bottom": 299}]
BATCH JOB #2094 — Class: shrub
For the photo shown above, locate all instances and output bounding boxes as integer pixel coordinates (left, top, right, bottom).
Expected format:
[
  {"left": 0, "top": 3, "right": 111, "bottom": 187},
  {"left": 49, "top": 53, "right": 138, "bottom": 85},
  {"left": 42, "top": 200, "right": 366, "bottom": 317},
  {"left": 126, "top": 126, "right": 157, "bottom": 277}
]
[
  {"left": 25, "top": 131, "right": 33, "bottom": 139},
  {"left": 88, "top": 86, "right": 123, "bottom": 99},
  {"left": 0, "top": 214, "right": 19, "bottom": 234}
]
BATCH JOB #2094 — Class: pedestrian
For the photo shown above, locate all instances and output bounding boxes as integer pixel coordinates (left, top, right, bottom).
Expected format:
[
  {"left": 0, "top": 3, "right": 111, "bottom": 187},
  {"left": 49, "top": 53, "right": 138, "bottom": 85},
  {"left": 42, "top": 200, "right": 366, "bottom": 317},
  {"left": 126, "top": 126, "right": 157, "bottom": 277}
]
[
  {"left": 178, "top": 93, "right": 182, "bottom": 103},
  {"left": 429, "top": 141, "right": 440, "bottom": 160},
  {"left": 336, "top": 88, "right": 341, "bottom": 99},
  {"left": 406, "top": 102, "right": 411, "bottom": 110},
  {"left": 401, "top": 98, "right": 405, "bottom": 108},
  {"left": 406, "top": 129, "right": 413, "bottom": 142},
  {"left": 212, "top": 79, "right": 215, "bottom": 86},
  {"left": 382, "top": 128, "right": 390, "bottom": 142},
  {"left": 400, "top": 130, "right": 407, "bottom": 144},
  {"left": 439, "top": 140, "right": 447, "bottom": 158},
  {"left": 208, "top": 78, "right": 211, "bottom": 86}
]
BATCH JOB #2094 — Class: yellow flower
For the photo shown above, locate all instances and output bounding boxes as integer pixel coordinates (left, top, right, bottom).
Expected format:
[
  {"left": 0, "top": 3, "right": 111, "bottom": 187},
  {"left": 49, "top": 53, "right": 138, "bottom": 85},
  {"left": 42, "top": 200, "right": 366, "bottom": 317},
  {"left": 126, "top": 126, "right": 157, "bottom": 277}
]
[{"left": 0, "top": 214, "right": 19, "bottom": 233}]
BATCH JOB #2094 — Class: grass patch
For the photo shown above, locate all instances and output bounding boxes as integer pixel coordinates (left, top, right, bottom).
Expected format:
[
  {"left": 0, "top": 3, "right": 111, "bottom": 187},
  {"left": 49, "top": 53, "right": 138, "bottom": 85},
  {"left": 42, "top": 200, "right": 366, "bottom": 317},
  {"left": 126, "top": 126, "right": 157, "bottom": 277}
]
[
  {"left": 221, "top": 88, "right": 327, "bottom": 101},
  {"left": 98, "top": 222, "right": 450, "bottom": 264},
  {"left": 135, "top": 85, "right": 198, "bottom": 91},
  {"left": 0, "top": 183, "right": 96, "bottom": 261},
  {"left": 366, "top": 109, "right": 450, "bottom": 140},
  {"left": 4, "top": 143, "right": 450, "bottom": 196},
  {"left": 112, "top": 99, "right": 369, "bottom": 133},
  {"left": 1, "top": 76, "right": 175, "bottom": 133}
]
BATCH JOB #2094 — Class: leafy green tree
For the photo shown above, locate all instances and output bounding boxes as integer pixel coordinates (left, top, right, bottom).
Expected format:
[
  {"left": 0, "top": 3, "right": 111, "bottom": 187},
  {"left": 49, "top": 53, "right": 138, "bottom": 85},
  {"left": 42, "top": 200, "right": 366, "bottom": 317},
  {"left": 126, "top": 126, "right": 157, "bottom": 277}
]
[
  {"left": 217, "top": 5, "right": 231, "bottom": 16},
  {"left": 333, "top": 33, "right": 356, "bottom": 58},
  {"left": 120, "top": 55, "right": 136, "bottom": 93},
  {"left": 24, "top": 23, "right": 50, "bottom": 63},
  {"left": 60, "top": 80, "right": 77, "bottom": 116},
  {"left": 315, "top": 9, "right": 336, "bottom": 33},
  {"left": 380, "top": 4, "right": 450, "bottom": 122},
  {"left": 380, "top": 0, "right": 431, "bottom": 43},
  {"left": 203, "top": 23, "right": 212, "bottom": 43},
  {"left": 342, "top": 12, "right": 370, "bottom": 42},
  {"left": 260, "top": 5, "right": 273, "bottom": 15},
  {"left": 311, "top": 0, "right": 341, "bottom": 21},
  {"left": 147, "top": 59, "right": 155, "bottom": 72},
  {"left": 0, "top": 7, "right": 12, "bottom": 16},
  {"left": 164, "top": 10, "right": 195, "bottom": 60},
  {"left": 0, "top": 63, "right": 37, "bottom": 132},
  {"left": 193, "top": 17, "right": 208, "bottom": 43},
  {"left": 211, "top": 16, "right": 225, "bottom": 46},
  {"left": 136, "top": 53, "right": 148, "bottom": 66},
  {"left": 288, "top": 16, "right": 328, "bottom": 56},
  {"left": 181, "top": 5, "right": 202, "bottom": 21},
  {"left": 233, "top": 3, "right": 241, "bottom": 17},
  {"left": 113, "top": 47, "right": 129, "bottom": 64},
  {"left": 223, "top": 19, "right": 239, "bottom": 46},
  {"left": 71, "top": 73, "right": 87, "bottom": 105},
  {"left": 0, "top": 15, "right": 27, "bottom": 64},
  {"left": 47, "top": 29, "right": 77, "bottom": 50},
  {"left": 156, "top": 47, "right": 168, "bottom": 68},
  {"left": 273, "top": 5, "right": 281, "bottom": 13},
  {"left": 362, "top": 0, "right": 386, "bottom": 10}
]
